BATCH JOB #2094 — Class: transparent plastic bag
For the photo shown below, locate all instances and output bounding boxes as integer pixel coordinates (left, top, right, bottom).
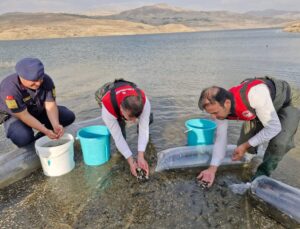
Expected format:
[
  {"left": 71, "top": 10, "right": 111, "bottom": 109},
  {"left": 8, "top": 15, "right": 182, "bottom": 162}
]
[
  {"left": 229, "top": 182, "right": 251, "bottom": 195},
  {"left": 1, "top": 117, "right": 105, "bottom": 188},
  {"left": 155, "top": 144, "right": 249, "bottom": 172},
  {"left": 250, "top": 176, "right": 300, "bottom": 223}
]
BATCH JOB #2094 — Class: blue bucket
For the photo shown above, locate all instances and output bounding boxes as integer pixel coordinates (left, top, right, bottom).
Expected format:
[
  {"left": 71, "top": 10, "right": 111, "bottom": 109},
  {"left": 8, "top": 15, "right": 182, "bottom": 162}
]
[
  {"left": 185, "top": 119, "right": 216, "bottom": 146},
  {"left": 77, "top": 125, "right": 111, "bottom": 166}
]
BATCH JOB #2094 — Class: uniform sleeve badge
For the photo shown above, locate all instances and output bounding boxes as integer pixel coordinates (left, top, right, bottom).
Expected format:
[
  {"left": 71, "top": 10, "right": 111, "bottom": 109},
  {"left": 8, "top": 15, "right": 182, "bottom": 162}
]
[
  {"left": 5, "top": 95, "right": 18, "bottom": 109},
  {"left": 23, "top": 96, "right": 31, "bottom": 102},
  {"left": 52, "top": 88, "right": 56, "bottom": 98}
]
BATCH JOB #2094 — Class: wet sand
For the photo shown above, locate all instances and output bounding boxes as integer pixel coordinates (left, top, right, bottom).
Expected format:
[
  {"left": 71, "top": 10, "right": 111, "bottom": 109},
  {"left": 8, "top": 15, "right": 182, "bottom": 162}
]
[
  {"left": 1, "top": 110, "right": 299, "bottom": 228},
  {"left": 0, "top": 130, "right": 292, "bottom": 228}
]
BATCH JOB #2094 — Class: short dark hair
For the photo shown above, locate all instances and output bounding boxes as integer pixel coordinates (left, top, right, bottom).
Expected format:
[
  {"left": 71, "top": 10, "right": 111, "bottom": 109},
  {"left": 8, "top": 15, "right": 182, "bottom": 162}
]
[
  {"left": 198, "top": 86, "right": 232, "bottom": 110},
  {"left": 121, "top": 95, "right": 144, "bottom": 118}
]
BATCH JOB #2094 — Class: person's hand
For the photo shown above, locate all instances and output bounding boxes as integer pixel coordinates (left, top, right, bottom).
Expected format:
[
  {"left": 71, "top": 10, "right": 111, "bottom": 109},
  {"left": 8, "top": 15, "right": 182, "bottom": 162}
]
[
  {"left": 53, "top": 124, "right": 64, "bottom": 138},
  {"left": 197, "top": 166, "right": 218, "bottom": 188},
  {"left": 44, "top": 129, "right": 59, "bottom": 139},
  {"left": 127, "top": 156, "right": 138, "bottom": 177},
  {"left": 232, "top": 142, "right": 250, "bottom": 161},
  {"left": 137, "top": 152, "right": 149, "bottom": 176}
]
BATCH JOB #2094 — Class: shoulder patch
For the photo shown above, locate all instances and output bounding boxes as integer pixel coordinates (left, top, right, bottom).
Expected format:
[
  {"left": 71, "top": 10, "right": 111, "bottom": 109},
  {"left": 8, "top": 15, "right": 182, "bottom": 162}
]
[
  {"left": 5, "top": 96, "right": 18, "bottom": 109},
  {"left": 52, "top": 88, "right": 56, "bottom": 98}
]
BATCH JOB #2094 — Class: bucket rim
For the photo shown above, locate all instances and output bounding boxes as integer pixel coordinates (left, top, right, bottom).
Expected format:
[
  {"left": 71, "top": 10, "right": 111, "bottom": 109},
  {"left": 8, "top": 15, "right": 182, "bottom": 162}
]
[
  {"left": 77, "top": 125, "right": 110, "bottom": 138},
  {"left": 35, "top": 133, "right": 74, "bottom": 147},
  {"left": 35, "top": 133, "right": 74, "bottom": 158},
  {"left": 185, "top": 118, "right": 216, "bottom": 130}
]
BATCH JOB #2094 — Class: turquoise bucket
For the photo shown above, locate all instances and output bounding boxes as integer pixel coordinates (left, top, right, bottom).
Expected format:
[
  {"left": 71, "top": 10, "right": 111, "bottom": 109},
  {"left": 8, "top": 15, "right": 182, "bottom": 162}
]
[
  {"left": 77, "top": 125, "right": 111, "bottom": 166},
  {"left": 185, "top": 119, "right": 217, "bottom": 146}
]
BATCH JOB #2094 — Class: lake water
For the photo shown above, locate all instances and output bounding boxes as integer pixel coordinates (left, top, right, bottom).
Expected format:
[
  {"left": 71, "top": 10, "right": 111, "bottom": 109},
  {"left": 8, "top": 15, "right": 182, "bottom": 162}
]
[{"left": 1, "top": 28, "right": 300, "bottom": 228}]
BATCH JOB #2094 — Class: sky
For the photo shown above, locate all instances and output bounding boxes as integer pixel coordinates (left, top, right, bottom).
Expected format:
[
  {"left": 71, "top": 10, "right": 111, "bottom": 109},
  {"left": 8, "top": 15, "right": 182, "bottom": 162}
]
[{"left": 0, "top": 0, "right": 299, "bottom": 15}]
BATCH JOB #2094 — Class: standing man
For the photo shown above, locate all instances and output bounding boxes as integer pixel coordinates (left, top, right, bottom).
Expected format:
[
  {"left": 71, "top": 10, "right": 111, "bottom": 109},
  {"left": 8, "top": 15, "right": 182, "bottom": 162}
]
[
  {"left": 95, "top": 79, "right": 152, "bottom": 177},
  {"left": 0, "top": 57, "right": 75, "bottom": 147},
  {"left": 197, "top": 76, "right": 300, "bottom": 187}
]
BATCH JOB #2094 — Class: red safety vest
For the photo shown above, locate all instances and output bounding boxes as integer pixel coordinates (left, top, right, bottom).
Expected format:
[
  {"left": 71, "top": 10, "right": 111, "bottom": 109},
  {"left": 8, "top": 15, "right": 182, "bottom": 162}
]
[
  {"left": 227, "top": 79, "right": 265, "bottom": 121},
  {"left": 102, "top": 85, "right": 146, "bottom": 118}
]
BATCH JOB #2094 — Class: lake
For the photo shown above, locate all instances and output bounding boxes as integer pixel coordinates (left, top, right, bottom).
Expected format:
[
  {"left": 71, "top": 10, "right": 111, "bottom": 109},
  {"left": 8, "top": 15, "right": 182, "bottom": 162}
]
[{"left": 0, "top": 28, "right": 300, "bottom": 228}]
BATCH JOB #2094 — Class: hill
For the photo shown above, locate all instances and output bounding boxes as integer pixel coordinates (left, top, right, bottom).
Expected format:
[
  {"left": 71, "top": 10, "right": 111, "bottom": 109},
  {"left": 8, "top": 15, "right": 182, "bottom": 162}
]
[
  {"left": 0, "top": 4, "right": 299, "bottom": 40},
  {"left": 103, "top": 4, "right": 290, "bottom": 29},
  {"left": 283, "top": 22, "right": 300, "bottom": 32},
  {"left": 0, "top": 12, "right": 195, "bottom": 40},
  {"left": 245, "top": 9, "right": 300, "bottom": 20}
]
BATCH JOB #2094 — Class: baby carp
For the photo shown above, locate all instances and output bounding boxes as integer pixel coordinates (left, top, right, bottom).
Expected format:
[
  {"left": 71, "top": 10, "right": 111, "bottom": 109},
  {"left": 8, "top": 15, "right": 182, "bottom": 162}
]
[
  {"left": 196, "top": 180, "right": 209, "bottom": 189},
  {"left": 136, "top": 168, "right": 149, "bottom": 182}
]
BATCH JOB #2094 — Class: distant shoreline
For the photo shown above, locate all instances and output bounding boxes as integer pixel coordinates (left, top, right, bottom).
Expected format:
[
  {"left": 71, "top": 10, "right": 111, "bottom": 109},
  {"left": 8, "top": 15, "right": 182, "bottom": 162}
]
[
  {"left": 0, "top": 26, "right": 285, "bottom": 42},
  {"left": 283, "top": 22, "right": 300, "bottom": 33}
]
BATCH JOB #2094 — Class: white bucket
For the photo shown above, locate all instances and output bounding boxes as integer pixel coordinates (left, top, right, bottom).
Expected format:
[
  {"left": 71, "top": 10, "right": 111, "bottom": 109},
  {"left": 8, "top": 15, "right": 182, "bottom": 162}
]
[{"left": 35, "top": 133, "right": 75, "bottom": 177}]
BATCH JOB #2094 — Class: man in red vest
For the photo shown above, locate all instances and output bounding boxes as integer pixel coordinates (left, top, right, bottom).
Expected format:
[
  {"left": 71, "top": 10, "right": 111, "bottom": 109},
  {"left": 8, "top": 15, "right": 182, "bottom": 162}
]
[
  {"left": 95, "top": 79, "right": 152, "bottom": 178},
  {"left": 197, "top": 77, "right": 300, "bottom": 187}
]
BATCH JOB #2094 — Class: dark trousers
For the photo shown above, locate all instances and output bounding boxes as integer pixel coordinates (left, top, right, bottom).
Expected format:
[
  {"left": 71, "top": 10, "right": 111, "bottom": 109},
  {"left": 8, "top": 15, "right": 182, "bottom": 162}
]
[
  {"left": 238, "top": 105, "right": 300, "bottom": 179},
  {"left": 4, "top": 106, "right": 75, "bottom": 147}
]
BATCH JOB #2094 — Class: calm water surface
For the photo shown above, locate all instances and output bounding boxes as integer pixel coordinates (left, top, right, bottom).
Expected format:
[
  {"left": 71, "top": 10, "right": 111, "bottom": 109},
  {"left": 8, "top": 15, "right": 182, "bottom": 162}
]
[{"left": 1, "top": 28, "right": 300, "bottom": 228}]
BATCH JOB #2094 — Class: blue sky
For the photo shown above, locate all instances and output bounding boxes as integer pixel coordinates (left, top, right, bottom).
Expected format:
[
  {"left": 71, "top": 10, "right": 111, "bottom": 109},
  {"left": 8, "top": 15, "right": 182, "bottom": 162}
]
[{"left": 0, "top": 0, "right": 299, "bottom": 14}]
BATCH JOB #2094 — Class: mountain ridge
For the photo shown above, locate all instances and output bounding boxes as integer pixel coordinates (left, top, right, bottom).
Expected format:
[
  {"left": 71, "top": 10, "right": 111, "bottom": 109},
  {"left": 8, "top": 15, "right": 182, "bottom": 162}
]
[{"left": 0, "top": 4, "right": 299, "bottom": 41}]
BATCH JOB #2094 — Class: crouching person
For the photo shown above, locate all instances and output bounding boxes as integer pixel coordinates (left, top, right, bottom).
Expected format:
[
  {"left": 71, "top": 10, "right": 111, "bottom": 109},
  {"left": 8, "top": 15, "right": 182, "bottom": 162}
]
[
  {"left": 95, "top": 79, "right": 152, "bottom": 177},
  {"left": 197, "top": 76, "right": 300, "bottom": 187},
  {"left": 0, "top": 58, "right": 75, "bottom": 147}
]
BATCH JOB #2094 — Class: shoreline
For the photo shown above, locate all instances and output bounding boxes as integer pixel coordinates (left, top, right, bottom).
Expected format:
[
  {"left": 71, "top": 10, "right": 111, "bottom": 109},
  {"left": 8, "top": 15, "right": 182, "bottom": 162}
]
[
  {"left": 283, "top": 22, "right": 300, "bottom": 33},
  {"left": 0, "top": 26, "right": 284, "bottom": 42}
]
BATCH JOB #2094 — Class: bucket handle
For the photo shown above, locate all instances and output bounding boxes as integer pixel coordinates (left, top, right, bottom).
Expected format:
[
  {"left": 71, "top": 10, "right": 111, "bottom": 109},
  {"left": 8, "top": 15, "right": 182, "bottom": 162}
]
[{"left": 184, "top": 129, "right": 192, "bottom": 134}]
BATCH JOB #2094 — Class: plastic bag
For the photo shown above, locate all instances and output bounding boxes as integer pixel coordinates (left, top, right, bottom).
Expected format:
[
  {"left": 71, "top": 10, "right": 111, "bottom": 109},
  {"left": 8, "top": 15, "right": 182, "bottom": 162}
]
[
  {"left": 0, "top": 117, "right": 104, "bottom": 188},
  {"left": 250, "top": 176, "right": 300, "bottom": 223},
  {"left": 229, "top": 182, "right": 251, "bottom": 195},
  {"left": 155, "top": 144, "right": 249, "bottom": 172}
]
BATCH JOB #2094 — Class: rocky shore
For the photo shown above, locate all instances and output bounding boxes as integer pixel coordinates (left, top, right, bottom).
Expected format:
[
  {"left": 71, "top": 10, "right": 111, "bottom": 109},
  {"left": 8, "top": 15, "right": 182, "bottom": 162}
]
[{"left": 283, "top": 22, "right": 300, "bottom": 32}]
